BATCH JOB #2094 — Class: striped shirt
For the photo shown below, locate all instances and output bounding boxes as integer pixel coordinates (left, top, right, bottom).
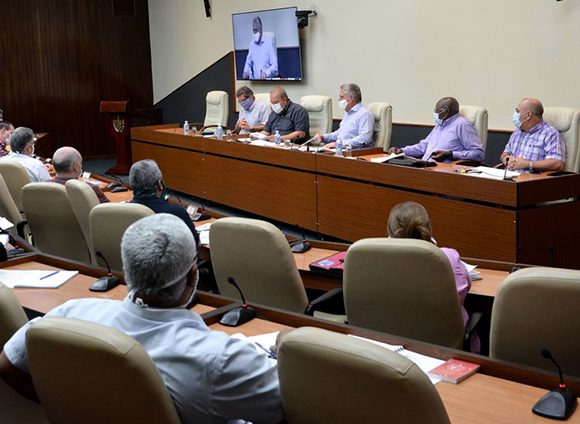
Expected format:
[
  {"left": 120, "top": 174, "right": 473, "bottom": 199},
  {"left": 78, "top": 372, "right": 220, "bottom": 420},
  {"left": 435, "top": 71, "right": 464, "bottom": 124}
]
[{"left": 503, "top": 121, "right": 565, "bottom": 162}]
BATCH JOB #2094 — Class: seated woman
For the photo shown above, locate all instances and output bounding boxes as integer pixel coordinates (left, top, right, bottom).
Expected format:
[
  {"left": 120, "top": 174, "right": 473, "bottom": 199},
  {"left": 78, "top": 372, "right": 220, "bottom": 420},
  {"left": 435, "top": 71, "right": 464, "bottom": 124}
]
[{"left": 387, "top": 201, "right": 480, "bottom": 352}]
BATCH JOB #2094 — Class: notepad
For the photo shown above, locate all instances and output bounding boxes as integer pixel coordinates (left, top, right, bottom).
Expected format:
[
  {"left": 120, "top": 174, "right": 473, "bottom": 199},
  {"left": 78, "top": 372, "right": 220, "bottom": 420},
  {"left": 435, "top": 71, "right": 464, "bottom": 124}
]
[
  {"left": 428, "top": 359, "right": 480, "bottom": 384},
  {"left": 0, "top": 270, "right": 79, "bottom": 289},
  {"left": 309, "top": 252, "right": 346, "bottom": 276}
]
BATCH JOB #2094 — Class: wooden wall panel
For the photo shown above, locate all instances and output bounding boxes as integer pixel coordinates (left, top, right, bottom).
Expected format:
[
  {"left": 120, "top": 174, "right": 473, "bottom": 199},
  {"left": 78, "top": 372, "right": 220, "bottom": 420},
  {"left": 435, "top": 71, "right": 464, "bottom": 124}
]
[{"left": 0, "top": 0, "right": 152, "bottom": 158}]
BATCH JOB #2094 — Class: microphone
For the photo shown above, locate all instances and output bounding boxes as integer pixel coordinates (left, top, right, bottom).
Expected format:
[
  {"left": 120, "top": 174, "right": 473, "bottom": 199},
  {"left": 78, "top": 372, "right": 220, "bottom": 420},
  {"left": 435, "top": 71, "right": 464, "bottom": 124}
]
[
  {"left": 532, "top": 349, "right": 577, "bottom": 420},
  {"left": 89, "top": 251, "right": 121, "bottom": 292},
  {"left": 188, "top": 196, "right": 211, "bottom": 222},
  {"left": 218, "top": 277, "right": 256, "bottom": 326},
  {"left": 503, "top": 156, "right": 510, "bottom": 180},
  {"left": 290, "top": 224, "right": 312, "bottom": 253},
  {"left": 300, "top": 136, "right": 318, "bottom": 152}
]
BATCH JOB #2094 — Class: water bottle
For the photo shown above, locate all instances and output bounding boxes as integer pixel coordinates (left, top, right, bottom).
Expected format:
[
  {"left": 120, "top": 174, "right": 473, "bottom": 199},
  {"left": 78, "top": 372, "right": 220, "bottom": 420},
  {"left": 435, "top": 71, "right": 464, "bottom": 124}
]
[
  {"left": 335, "top": 139, "right": 344, "bottom": 157},
  {"left": 183, "top": 120, "right": 190, "bottom": 135},
  {"left": 345, "top": 143, "right": 353, "bottom": 157},
  {"left": 216, "top": 125, "right": 223, "bottom": 140},
  {"left": 274, "top": 130, "right": 281, "bottom": 147}
]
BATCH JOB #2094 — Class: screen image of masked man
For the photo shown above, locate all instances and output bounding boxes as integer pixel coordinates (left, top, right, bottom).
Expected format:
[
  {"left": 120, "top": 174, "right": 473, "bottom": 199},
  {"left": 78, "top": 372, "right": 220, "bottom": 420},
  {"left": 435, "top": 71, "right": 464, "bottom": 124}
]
[{"left": 242, "top": 16, "right": 279, "bottom": 80}]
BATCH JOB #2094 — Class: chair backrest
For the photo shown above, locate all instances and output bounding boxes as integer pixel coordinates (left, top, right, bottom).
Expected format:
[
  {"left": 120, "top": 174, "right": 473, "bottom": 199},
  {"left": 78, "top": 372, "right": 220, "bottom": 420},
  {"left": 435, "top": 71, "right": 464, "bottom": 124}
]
[
  {"left": 300, "top": 95, "right": 333, "bottom": 134},
  {"left": 65, "top": 179, "right": 100, "bottom": 261},
  {"left": 367, "top": 102, "right": 393, "bottom": 150},
  {"left": 22, "top": 182, "right": 91, "bottom": 264},
  {"left": 89, "top": 203, "right": 154, "bottom": 272},
  {"left": 204, "top": 90, "right": 229, "bottom": 127},
  {"left": 209, "top": 217, "right": 308, "bottom": 313},
  {"left": 0, "top": 174, "right": 24, "bottom": 230},
  {"left": 459, "top": 104, "right": 488, "bottom": 151},
  {"left": 543, "top": 106, "right": 580, "bottom": 172},
  {"left": 278, "top": 327, "right": 451, "bottom": 424},
  {"left": 0, "top": 282, "right": 28, "bottom": 347},
  {"left": 0, "top": 160, "right": 31, "bottom": 212},
  {"left": 26, "top": 317, "right": 180, "bottom": 424},
  {"left": 254, "top": 92, "right": 271, "bottom": 108},
  {"left": 490, "top": 267, "right": 580, "bottom": 377},
  {"left": 343, "top": 238, "right": 464, "bottom": 349}
]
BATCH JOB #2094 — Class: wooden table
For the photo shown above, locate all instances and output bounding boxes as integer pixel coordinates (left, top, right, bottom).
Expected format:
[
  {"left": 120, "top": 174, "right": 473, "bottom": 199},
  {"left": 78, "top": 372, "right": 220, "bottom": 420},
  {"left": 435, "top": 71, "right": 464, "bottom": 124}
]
[{"left": 131, "top": 124, "right": 580, "bottom": 269}]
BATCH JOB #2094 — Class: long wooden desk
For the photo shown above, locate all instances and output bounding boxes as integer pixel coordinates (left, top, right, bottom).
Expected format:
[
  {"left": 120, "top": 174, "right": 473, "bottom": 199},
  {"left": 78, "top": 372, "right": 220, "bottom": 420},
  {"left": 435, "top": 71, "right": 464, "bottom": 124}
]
[{"left": 131, "top": 124, "right": 580, "bottom": 269}]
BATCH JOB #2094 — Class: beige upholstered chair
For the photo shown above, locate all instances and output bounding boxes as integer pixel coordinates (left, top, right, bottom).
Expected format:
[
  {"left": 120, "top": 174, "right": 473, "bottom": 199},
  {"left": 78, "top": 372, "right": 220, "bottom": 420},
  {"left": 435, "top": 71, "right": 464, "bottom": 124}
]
[
  {"left": 0, "top": 174, "right": 27, "bottom": 238},
  {"left": 0, "top": 282, "right": 28, "bottom": 347},
  {"left": 210, "top": 217, "right": 309, "bottom": 313},
  {"left": 343, "top": 238, "right": 465, "bottom": 349},
  {"left": 254, "top": 92, "right": 271, "bottom": 108},
  {"left": 459, "top": 105, "right": 488, "bottom": 152},
  {"left": 300, "top": 95, "right": 333, "bottom": 135},
  {"left": 204, "top": 90, "right": 229, "bottom": 128},
  {"left": 368, "top": 102, "right": 393, "bottom": 150},
  {"left": 544, "top": 107, "right": 580, "bottom": 172},
  {"left": 278, "top": 327, "right": 451, "bottom": 424},
  {"left": 0, "top": 160, "right": 31, "bottom": 212},
  {"left": 490, "top": 267, "right": 580, "bottom": 377},
  {"left": 22, "top": 182, "right": 91, "bottom": 264},
  {"left": 26, "top": 317, "right": 180, "bottom": 424},
  {"left": 89, "top": 203, "right": 154, "bottom": 272},
  {"left": 65, "top": 179, "right": 101, "bottom": 262}
]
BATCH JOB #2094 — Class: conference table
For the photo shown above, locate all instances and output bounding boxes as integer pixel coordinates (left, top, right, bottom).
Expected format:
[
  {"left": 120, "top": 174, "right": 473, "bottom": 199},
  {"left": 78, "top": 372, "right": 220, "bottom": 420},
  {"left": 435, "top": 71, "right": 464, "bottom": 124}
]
[
  {"left": 131, "top": 124, "right": 580, "bottom": 269},
  {"left": 3, "top": 253, "right": 579, "bottom": 424}
]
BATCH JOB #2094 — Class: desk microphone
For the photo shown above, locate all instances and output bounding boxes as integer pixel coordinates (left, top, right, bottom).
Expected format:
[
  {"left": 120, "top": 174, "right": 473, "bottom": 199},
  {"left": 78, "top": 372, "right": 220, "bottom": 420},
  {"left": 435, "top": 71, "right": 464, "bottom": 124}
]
[
  {"left": 218, "top": 277, "right": 256, "bottom": 327},
  {"left": 532, "top": 349, "right": 577, "bottom": 420},
  {"left": 290, "top": 224, "right": 312, "bottom": 253},
  {"left": 503, "top": 156, "right": 510, "bottom": 180},
  {"left": 89, "top": 251, "right": 120, "bottom": 292}
]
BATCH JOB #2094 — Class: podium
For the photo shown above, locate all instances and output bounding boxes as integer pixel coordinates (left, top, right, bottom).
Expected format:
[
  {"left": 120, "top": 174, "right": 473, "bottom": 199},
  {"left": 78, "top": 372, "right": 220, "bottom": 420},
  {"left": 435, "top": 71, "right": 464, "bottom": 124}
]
[{"left": 99, "top": 100, "right": 133, "bottom": 175}]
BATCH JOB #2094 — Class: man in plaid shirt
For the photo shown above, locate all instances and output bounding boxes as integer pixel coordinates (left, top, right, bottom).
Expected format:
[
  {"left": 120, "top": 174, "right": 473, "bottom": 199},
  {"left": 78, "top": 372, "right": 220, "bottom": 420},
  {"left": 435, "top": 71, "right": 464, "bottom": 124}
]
[{"left": 501, "top": 98, "right": 565, "bottom": 172}]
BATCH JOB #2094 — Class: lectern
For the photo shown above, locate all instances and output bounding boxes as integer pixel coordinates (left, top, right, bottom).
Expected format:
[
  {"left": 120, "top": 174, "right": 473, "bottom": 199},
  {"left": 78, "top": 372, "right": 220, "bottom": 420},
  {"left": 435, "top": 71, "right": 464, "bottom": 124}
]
[{"left": 99, "top": 100, "right": 133, "bottom": 175}]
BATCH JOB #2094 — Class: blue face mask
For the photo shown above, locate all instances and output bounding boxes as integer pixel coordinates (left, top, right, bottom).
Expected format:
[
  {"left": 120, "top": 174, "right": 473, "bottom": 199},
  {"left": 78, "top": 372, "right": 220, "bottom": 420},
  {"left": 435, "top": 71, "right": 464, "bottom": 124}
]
[
  {"left": 240, "top": 97, "right": 254, "bottom": 111},
  {"left": 512, "top": 111, "right": 522, "bottom": 128},
  {"left": 433, "top": 111, "right": 443, "bottom": 126}
]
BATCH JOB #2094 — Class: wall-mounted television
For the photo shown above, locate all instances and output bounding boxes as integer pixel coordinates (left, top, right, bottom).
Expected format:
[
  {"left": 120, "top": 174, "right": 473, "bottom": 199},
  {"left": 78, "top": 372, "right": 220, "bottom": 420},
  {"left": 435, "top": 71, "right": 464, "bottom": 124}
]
[{"left": 232, "top": 7, "right": 302, "bottom": 81}]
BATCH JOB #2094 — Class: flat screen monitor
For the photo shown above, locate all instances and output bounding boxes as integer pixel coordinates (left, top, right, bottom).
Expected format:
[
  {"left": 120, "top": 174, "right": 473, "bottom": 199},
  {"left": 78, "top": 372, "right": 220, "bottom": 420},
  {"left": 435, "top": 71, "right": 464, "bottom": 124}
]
[{"left": 232, "top": 7, "right": 302, "bottom": 81}]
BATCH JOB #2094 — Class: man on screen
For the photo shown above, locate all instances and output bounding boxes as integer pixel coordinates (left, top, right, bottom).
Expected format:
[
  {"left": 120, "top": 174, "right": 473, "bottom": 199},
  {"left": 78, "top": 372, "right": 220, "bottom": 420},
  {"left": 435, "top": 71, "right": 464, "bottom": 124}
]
[{"left": 242, "top": 16, "right": 278, "bottom": 80}]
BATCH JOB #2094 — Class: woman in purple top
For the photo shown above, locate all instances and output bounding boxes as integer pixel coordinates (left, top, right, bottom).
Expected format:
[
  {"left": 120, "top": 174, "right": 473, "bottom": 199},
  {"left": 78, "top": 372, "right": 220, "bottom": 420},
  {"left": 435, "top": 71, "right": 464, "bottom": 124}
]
[{"left": 387, "top": 201, "right": 480, "bottom": 352}]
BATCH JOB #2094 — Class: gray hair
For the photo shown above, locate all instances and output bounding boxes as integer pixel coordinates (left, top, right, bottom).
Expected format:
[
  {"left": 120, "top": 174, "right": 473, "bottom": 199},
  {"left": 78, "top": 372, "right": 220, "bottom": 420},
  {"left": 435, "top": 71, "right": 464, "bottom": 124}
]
[
  {"left": 9, "top": 127, "right": 35, "bottom": 153},
  {"left": 121, "top": 214, "right": 197, "bottom": 305},
  {"left": 236, "top": 86, "right": 254, "bottom": 97},
  {"left": 0, "top": 120, "right": 12, "bottom": 131},
  {"left": 129, "top": 159, "right": 162, "bottom": 196},
  {"left": 252, "top": 16, "right": 263, "bottom": 31},
  {"left": 340, "top": 83, "right": 362, "bottom": 103},
  {"left": 52, "top": 146, "right": 82, "bottom": 173}
]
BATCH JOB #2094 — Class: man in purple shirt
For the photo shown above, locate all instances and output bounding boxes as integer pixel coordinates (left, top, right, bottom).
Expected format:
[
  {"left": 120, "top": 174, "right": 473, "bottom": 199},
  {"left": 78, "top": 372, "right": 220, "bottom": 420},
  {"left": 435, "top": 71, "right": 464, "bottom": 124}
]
[
  {"left": 315, "top": 83, "right": 374, "bottom": 150},
  {"left": 501, "top": 98, "right": 565, "bottom": 172},
  {"left": 389, "top": 97, "right": 484, "bottom": 162}
]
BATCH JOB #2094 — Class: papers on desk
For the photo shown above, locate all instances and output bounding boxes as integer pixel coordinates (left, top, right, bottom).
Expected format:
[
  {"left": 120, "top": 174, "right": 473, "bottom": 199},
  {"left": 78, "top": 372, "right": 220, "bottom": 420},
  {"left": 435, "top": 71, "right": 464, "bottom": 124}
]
[
  {"left": 0, "top": 270, "right": 79, "bottom": 289},
  {"left": 369, "top": 152, "right": 405, "bottom": 163},
  {"left": 0, "top": 234, "right": 8, "bottom": 247},
  {"left": 249, "top": 132, "right": 268, "bottom": 141},
  {"left": 348, "top": 335, "right": 445, "bottom": 384},
  {"left": 232, "top": 332, "right": 279, "bottom": 363},
  {"left": 195, "top": 222, "right": 212, "bottom": 246},
  {"left": 0, "top": 216, "right": 14, "bottom": 230},
  {"left": 461, "top": 260, "right": 482, "bottom": 281},
  {"left": 463, "top": 166, "right": 520, "bottom": 180}
]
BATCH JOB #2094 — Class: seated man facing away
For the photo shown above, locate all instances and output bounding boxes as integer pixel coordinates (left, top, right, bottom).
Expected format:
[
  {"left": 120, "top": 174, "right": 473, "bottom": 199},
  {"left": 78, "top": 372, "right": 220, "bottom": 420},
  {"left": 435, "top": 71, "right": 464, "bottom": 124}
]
[
  {"left": 389, "top": 97, "right": 484, "bottom": 162},
  {"left": 234, "top": 86, "right": 271, "bottom": 134},
  {"left": 316, "top": 83, "right": 374, "bottom": 150},
  {"left": 500, "top": 97, "right": 565, "bottom": 172},
  {"left": 258, "top": 86, "right": 310, "bottom": 143},
  {"left": 0, "top": 214, "right": 284, "bottom": 423},
  {"left": 0, "top": 120, "right": 14, "bottom": 157},
  {"left": 0, "top": 127, "right": 52, "bottom": 182},
  {"left": 129, "top": 159, "right": 200, "bottom": 246},
  {"left": 51, "top": 146, "right": 109, "bottom": 203}
]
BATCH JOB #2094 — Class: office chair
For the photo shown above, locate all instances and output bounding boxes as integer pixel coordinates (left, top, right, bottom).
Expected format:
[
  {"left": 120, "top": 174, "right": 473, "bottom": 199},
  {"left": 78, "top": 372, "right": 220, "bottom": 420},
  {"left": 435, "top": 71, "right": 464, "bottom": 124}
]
[
  {"left": 300, "top": 95, "right": 333, "bottom": 135},
  {"left": 0, "top": 174, "right": 28, "bottom": 239},
  {"left": 65, "top": 179, "right": 101, "bottom": 263},
  {"left": 544, "top": 107, "right": 580, "bottom": 172},
  {"left": 490, "top": 267, "right": 580, "bottom": 377},
  {"left": 368, "top": 102, "right": 393, "bottom": 150},
  {"left": 0, "top": 160, "right": 31, "bottom": 213},
  {"left": 277, "top": 326, "right": 451, "bottom": 424},
  {"left": 459, "top": 105, "right": 488, "bottom": 152},
  {"left": 26, "top": 317, "right": 180, "bottom": 424}
]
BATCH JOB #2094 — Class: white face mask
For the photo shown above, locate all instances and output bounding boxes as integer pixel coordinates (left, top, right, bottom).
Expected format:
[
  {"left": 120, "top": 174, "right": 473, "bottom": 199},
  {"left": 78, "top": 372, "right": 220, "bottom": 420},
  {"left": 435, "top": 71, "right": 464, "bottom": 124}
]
[
  {"left": 174, "top": 271, "right": 199, "bottom": 309},
  {"left": 272, "top": 102, "right": 284, "bottom": 114},
  {"left": 512, "top": 111, "right": 522, "bottom": 128},
  {"left": 338, "top": 99, "right": 348, "bottom": 110},
  {"left": 253, "top": 31, "right": 261, "bottom": 43}
]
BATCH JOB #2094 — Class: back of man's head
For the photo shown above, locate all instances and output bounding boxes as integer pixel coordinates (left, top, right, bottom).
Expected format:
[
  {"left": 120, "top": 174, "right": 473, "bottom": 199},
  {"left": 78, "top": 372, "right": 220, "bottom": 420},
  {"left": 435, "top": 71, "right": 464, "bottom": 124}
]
[
  {"left": 52, "top": 146, "right": 82, "bottom": 175},
  {"left": 9, "top": 127, "right": 35, "bottom": 154},
  {"left": 129, "top": 159, "right": 162, "bottom": 196},
  {"left": 121, "top": 214, "right": 197, "bottom": 305}
]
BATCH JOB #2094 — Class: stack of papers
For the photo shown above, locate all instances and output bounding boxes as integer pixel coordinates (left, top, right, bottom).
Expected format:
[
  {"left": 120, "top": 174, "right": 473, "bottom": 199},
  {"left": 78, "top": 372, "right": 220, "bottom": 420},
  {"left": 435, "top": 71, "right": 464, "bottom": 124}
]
[
  {"left": 195, "top": 222, "right": 212, "bottom": 246},
  {"left": 369, "top": 152, "right": 405, "bottom": 163},
  {"left": 464, "top": 166, "right": 520, "bottom": 180},
  {"left": 0, "top": 270, "right": 79, "bottom": 289}
]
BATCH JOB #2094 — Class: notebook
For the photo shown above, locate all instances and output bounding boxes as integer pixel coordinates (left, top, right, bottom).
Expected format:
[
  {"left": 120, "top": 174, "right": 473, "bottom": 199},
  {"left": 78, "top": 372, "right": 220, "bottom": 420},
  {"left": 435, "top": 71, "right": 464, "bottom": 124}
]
[{"left": 309, "top": 251, "right": 346, "bottom": 276}]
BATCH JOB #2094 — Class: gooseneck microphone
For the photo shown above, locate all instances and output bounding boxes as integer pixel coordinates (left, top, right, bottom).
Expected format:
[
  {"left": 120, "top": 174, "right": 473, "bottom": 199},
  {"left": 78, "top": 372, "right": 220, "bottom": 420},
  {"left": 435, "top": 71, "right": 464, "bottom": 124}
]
[
  {"left": 218, "top": 277, "right": 256, "bottom": 326},
  {"left": 503, "top": 156, "right": 510, "bottom": 180},
  {"left": 89, "top": 251, "right": 120, "bottom": 292},
  {"left": 290, "top": 224, "right": 312, "bottom": 253},
  {"left": 532, "top": 349, "right": 577, "bottom": 420}
]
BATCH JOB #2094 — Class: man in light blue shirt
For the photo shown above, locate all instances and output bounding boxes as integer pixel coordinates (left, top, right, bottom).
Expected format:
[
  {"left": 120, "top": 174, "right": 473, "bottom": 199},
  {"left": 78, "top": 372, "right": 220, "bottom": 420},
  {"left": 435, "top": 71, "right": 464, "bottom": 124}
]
[
  {"left": 316, "top": 83, "right": 374, "bottom": 150},
  {"left": 234, "top": 86, "right": 270, "bottom": 134},
  {"left": 1, "top": 127, "right": 52, "bottom": 181},
  {"left": 242, "top": 17, "right": 278, "bottom": 80}
]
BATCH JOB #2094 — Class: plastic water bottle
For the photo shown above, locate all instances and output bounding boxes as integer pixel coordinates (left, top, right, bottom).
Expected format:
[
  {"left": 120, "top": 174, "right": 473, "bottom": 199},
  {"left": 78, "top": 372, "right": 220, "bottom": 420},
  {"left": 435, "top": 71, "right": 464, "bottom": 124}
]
[
  {"left": 274, "top": 130, "right": 281, "bottom": 147},
  {"left": 216, "top": 125, "right": 223, "bottom": 140},
  {"left": 345, "top": 143, "right": 353, "bottom": 157},
  {"left": 183, "top": 120, "right": 190, "bottom": 135},
  {"left": 335, "top": 139, "right": 344, "bottom": 157}
]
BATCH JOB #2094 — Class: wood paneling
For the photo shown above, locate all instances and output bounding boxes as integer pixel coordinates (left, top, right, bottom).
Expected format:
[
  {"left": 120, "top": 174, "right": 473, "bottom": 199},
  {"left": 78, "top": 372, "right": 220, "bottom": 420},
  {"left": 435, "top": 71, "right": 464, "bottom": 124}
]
[{"left": 0, "top": 0, "right": 152, "bottom": 158}]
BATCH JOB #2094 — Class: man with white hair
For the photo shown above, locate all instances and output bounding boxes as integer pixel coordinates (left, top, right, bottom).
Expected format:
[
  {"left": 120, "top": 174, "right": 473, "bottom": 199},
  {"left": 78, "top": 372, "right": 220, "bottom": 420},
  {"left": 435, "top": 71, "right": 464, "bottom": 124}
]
[
  {"left": 242, "top": 16, "right": 278, "bottom": 80},
  {"left": 0, "top": 214, "right": 284, "bottom": 423},
  {"left": 0, "top": 127, "right": 51, "bottom": 182}
]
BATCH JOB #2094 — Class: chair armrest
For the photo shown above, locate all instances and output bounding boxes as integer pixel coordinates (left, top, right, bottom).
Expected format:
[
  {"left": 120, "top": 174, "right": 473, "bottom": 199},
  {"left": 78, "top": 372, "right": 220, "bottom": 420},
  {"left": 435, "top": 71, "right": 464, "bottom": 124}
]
[
  {"left": 463, "top": 311, "right": 483, "bottom": 351},
  {"left": 16, "top": 220, "right": 28, "bottom": 239},
  {"left": 305, "top": 288, "right": 344, "bottom": 316}
]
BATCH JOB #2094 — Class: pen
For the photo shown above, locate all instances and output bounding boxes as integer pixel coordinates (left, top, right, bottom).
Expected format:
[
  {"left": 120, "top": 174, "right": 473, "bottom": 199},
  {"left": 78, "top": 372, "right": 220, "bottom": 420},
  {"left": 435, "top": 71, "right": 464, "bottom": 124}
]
[
  {"left": 255, "top": 342, "right": 277, "bottom": 359},
  {"left": 40, "top": 270, "right": 60, "bottom": 280}
]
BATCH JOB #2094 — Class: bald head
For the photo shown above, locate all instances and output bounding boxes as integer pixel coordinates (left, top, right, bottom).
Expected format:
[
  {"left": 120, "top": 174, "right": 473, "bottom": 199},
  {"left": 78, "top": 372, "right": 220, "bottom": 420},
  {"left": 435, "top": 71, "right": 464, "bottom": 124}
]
[
  {"left": 435, "top": 97, "right": 459, "bottom": 119},
  {"left": 270, "top": 86, "right": 288, "bottom": 101},
  {"left": 518, "top": 98, "right": 544, "bottom": 118},
  {"left": 53, "top": 146, "right": 83, "bottom": 177}
]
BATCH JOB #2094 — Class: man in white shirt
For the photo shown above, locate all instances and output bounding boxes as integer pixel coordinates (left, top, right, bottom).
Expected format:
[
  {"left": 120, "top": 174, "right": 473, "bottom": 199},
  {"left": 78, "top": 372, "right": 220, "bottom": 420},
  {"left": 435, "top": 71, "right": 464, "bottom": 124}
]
[
  {"left": 242, "top": 16, "right": 278, "bottom": 80},
  {"left": 234, "top": 86, "right": 270, "bottom": 134},
  {"left": 1, "top": 214, "right": 284, "bottom": 424},
  {"left": 0, "top": 127, "right": 51, "bottom": 182}
]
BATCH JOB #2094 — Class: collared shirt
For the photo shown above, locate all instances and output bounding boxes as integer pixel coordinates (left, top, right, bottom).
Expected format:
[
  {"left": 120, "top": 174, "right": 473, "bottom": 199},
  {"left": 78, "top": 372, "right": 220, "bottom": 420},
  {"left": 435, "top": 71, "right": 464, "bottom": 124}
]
[
  {"left": 503, "top": 121, "right": 565, "bottom": 163},
  {"left": 402, "top": 114, "right": 484, "bottom": 162},
  {"left": 323, "top": 103, "right": 375, "bottom": 149},
  {"left": 4, "top": 297, "right": 284, "bottom": 424},
  {"left": 52, "top": 176, "right": 110, "bottom": 204},
  {"left": 237, "top": 100, "right": 271, "bottom": 134},
  {"left": 264, "top": 101, "right": 310, "bottom": 142},
  {"left": 0, "top": 152, "right": 51, "bottom": 182},
  {"left": 243, "top": 36, "right": 278, "bottom": 79}
]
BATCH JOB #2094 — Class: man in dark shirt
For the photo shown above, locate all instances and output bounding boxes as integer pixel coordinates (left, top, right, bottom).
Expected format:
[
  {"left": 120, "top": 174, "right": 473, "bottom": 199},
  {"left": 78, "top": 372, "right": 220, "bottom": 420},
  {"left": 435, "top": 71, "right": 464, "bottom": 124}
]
[
  {"left": 129, "top": 159, "right": 200, "bottom": 246},
  {"left": 52, "top": 146, "right": 109, "bottom": 203},
  {"left": 259, "top": 86, "right": 310, "bottom": 143}
]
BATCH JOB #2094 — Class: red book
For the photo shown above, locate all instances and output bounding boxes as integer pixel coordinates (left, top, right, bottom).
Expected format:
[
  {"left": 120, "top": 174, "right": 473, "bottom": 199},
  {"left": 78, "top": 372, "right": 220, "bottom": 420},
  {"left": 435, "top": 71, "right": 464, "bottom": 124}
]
[
  {"left": 309, "top": 251, "right": 346, "bottom": 276},
  {"left": 428, "top": 359, "right": 480, "bottom": 384}
]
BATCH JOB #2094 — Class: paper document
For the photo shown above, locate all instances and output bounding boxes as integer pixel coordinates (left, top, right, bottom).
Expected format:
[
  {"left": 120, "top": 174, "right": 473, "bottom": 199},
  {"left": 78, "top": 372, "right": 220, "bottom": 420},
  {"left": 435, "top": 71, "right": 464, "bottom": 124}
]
[
  {"left": 0, "top": 270, "right": 79, "bottom": 289},
  {"left": 232, "top": 332, "right": 279, "bottom": 362},
  {"left": 0, "top": 234, "right": 8, "bottom": 247},
  {"left": 0, "top": 217, "right": 14, "bottom": 230},
  {"left": 461, "top": 260, "right": 482, "bottom": 281},
  {"left": 369, "top": 153, "right": 405, "bottom": 163},
  {"left": 249, "top": 132, "right": 268, "bottom": 141},
  {"left": 465, "top": 166, "right": 520, "bottom": 180},
  {"left": 195, "top": 222, "right": 212, "bottom": 246},
  {"left": 249, "top": 139, "right": 277, "bottom": 147}
]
